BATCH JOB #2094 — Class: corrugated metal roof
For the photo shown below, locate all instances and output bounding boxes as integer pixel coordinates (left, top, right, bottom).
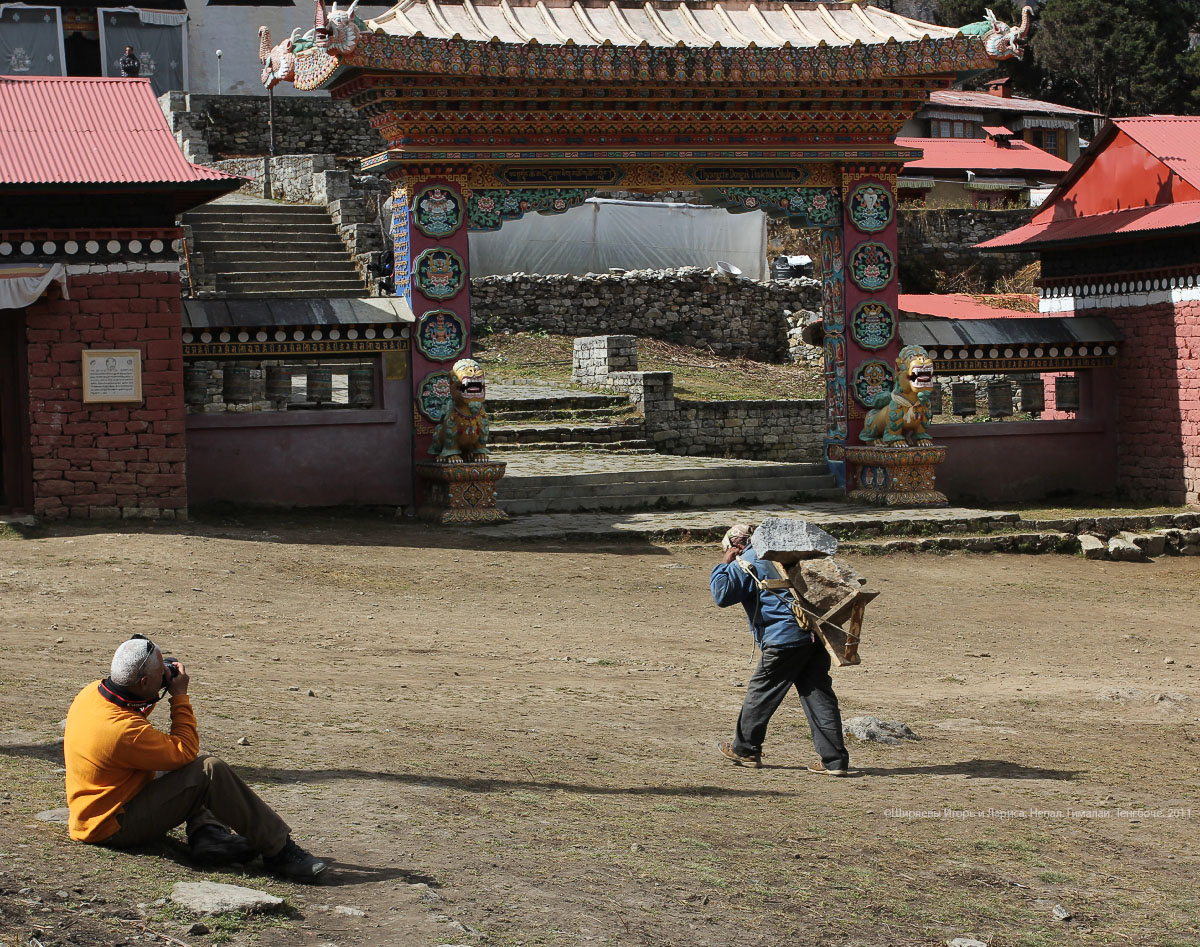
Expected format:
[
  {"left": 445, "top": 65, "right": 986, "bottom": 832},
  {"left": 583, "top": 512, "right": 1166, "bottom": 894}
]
[
  {"left": 926, "top": 89, "right": 1100, "bottom": 118},
  {"left": 976, "top": 200, "right": 1200, "bottom": 251},
  {"left": 183, "top": 297, "right": 416, "bottom": 329},
  {"left": 899, "top": 293, "right": 1036, "bottom": 320},
  {"left": 369, "top": 0, "right": 960, "bottom": 49},
  {"left": 0, "top": 76, "right": 240, "bottom": 187},
  {"left": 900, "top": 315, "right": 1121, "bottom": 348},
  {"left": 1113, "top": 116, "right": 1200, "bottom": 194},
  {"left": 897, "top": 136, "right": 1071, "bottom": 175}
]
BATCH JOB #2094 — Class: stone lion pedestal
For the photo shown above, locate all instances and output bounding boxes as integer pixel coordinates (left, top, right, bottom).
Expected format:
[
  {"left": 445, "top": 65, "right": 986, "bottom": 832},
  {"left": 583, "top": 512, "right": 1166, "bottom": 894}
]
[
  {"left": 842, "top": 444, "right": 948, "bottom": 507},
  {"left": 416, "top": 460, "right": 509, "bottom": 524}
]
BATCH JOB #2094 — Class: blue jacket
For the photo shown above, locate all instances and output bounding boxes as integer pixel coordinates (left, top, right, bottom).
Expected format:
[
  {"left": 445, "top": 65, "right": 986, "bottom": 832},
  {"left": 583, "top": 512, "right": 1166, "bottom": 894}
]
[{"left": 710, "top": 546, "right": 810, "bottom": 648}]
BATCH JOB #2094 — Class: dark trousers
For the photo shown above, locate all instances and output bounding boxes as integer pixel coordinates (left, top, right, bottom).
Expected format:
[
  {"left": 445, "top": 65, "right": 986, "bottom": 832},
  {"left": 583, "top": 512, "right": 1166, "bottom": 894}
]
[
  {"left": 101, "top": 755, "right": 290, "bottom": 856},
  {"left": 732, "top": 643, "right": 849, "bottom": 769}
]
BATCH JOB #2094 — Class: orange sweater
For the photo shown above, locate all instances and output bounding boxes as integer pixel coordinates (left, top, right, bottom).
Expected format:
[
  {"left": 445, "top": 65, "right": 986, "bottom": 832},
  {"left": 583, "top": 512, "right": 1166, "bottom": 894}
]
[{"left": 63, "top": 681, "right": 200, "bottom": 842}]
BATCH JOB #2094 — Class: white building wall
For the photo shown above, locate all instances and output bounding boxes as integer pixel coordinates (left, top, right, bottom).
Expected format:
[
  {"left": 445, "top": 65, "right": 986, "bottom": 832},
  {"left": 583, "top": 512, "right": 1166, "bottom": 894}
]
[{"left": 183, "top": 1, "right": 392, "bottom": 95}]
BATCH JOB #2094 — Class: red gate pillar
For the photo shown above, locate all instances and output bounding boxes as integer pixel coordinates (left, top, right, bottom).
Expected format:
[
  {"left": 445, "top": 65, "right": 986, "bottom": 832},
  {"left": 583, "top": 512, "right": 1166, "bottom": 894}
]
[
  {"left": 839, "top": 167, "right": 902, "bottom": 446},
  {"left": 390, "top": 171, "right": 473, "bottom": 462}
]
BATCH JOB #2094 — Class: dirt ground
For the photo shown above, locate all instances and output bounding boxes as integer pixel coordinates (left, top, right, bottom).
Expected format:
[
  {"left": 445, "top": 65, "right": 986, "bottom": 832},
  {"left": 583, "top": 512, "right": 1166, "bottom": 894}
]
[{"left": 1, "top": 514, "right": 1198, "bottom": 947}]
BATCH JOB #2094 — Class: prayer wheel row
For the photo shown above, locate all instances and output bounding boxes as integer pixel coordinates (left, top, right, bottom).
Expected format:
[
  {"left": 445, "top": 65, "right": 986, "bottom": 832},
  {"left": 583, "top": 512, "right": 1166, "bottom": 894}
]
[
  {"left": 945, "top": 377, "right": 1078, "bottom": 417},
  {"left": 183, "top": 365, "right": 375, "bottom": 407}
]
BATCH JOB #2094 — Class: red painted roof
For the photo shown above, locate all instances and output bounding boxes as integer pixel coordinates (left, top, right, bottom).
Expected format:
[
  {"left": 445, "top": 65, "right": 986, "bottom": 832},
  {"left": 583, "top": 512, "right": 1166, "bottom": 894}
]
[
  {"left": 928, "top": 89, "right": 1100, "bottom": 118},
  {"left": 0, "top": 75, "right": 239, "bottom": 188},
  {"left": 977, "top": 200, "right": 1200, "bottom": 250},
  {"left": 897, "top": 136, "right": 1072, "bottom": 175},
  {"left": 899, "top": 294, "right": 1037, "bottom": 319},
  {"left": 1112, "top": 116, "right": 1200, "bottom": 193}
]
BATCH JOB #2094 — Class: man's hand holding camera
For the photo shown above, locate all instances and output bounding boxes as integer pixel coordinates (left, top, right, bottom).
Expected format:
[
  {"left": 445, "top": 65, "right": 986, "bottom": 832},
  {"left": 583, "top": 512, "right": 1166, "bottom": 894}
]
[{"left": 164, "top": 658, "right": 189, "bottom": 697}]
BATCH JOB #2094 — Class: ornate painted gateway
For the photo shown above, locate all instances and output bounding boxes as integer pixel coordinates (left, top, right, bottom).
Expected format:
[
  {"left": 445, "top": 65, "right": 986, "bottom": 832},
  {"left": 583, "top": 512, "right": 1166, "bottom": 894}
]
[{"left": 264, "top": 0, "right": 1021, "bottom": 487}]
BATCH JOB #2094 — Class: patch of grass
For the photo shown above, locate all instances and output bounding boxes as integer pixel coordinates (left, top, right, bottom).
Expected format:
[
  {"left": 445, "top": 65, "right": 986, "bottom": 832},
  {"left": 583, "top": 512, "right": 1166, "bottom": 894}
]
[
  {"left": 474, "top": 332, "right": 822, "bottom": 401},
  {"left": 1038, "top": 870, "right": 1074, "bottom": 884}
]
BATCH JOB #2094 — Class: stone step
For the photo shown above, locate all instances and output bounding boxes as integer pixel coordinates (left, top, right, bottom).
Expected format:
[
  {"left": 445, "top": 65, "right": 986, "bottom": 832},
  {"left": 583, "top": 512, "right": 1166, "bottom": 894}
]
[
  {"left": 188, "top": 227, "right": 343, "bottom": 242},
  {"left": 207, "top": 260, "right": 361, "bottom": 275},
  {"left": 489, "top": 406, "right": 638, "bottom": 422},
  {"left": 214, "top": 276, "right": 366, "bottom": 289},
  {"left": 489, "top": 440, "right": 653, "bottom": 453},
  {"left": 206, "top": 249, "right": 356, "bottom": 263},
  {"left": 497, "top": 460, "right": 831, "bottom": 490},
  {"left": 488, "top": 393, "right": 629, "bottom": 412},
  {"left": 184, "top": 207, "right": 332, "bottom": 224},
  {"left": 202, "top": 287, "right": 369, "bottom": 299},
  {"left": 497, "top": 470, "right": 836, "bottom": 501},
  {"left": 488, "top": 422, "right": 645, "bottom": 445},
  {"left": 497, "top": 482, "right": 842, "bottom": 515}
]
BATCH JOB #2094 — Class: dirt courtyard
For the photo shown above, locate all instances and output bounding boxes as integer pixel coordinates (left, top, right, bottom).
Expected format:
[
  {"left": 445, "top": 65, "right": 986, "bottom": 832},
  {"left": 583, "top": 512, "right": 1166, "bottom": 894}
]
[{"left": 1, "top": 515, "right": 1198, "bottom": 947}]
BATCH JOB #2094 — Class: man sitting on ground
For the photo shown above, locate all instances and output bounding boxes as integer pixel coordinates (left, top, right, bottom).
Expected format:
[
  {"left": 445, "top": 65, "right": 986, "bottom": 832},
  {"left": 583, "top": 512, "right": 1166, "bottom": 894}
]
[{"left": 63, "top": 635, "right": 328, "bottom": 881}]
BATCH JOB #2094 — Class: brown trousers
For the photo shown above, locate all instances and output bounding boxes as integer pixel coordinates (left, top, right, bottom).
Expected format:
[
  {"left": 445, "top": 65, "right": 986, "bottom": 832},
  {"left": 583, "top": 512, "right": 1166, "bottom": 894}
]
[{"left": 102, "top": 755, "right": 290, "bottom": 857}]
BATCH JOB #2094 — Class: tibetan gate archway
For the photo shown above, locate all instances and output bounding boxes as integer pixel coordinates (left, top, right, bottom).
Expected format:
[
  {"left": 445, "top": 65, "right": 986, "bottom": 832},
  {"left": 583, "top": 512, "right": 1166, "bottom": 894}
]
[{"left": 263, "top": 0, "right": 1007, "bottom": 487}]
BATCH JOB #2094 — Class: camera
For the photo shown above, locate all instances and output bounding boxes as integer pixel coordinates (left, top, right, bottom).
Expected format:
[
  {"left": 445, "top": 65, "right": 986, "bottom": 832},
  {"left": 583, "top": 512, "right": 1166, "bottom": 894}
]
[{"left": 162, "top": 658, "right": 180, "bottom": 690}]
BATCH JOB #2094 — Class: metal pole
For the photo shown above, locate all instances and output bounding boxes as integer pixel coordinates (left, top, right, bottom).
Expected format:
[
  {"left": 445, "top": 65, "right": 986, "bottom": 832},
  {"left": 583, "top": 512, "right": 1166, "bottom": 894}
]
[{"left": 264, "top": 87, "right": 275, "bottom": 200}]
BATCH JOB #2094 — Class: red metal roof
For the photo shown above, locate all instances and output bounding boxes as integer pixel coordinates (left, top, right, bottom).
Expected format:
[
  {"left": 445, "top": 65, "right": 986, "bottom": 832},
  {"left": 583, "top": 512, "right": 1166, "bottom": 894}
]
[
  {"left": 976, "top": 200, "right": 1200, "bottom": 250},
  {"left": 897, "top": 136, "right": 1072, "bottom": 175},
  {"left": 927, "top": 89, "right": 1100, "bottom": 118},
  {"left": 1111, "top": 116, "right": 1200, "bottom": 193},
  {"left": 0, "top": 75, "right": 239, "bottom": 187},
  {"left": 899, "top": 294, "right": 1037, "bottom": 320}
]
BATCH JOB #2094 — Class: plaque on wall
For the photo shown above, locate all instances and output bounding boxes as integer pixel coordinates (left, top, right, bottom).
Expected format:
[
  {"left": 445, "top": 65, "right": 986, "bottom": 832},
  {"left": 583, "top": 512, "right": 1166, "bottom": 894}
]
[{"left": 82, "top": 349, "right": 142, "bottom": 403}]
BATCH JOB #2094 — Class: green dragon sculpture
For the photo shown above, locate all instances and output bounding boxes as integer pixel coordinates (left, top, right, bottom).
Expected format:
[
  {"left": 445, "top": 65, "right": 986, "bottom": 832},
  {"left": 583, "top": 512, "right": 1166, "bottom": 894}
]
[{"left": 859, "top": 345, "right": 937, "bottom": 446}]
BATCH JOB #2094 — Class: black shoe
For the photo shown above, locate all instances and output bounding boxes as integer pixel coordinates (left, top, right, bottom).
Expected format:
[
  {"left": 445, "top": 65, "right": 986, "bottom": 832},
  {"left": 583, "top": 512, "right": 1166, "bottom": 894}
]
[
  {"left": 263, "top": 838, "right": 328, "bottom": 883},
  {"left": 189, "top": 825, "right": 256, "bottom": 866}
]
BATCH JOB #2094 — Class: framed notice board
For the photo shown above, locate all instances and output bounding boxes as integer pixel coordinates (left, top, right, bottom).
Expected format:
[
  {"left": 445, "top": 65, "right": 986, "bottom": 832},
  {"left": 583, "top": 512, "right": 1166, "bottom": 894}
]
[{"left": 82, "top": 349, "right": 143, "bottom": 404}]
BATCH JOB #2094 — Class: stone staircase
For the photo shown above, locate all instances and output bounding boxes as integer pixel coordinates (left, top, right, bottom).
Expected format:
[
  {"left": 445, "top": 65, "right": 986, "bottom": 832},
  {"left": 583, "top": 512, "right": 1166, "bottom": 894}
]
[
  {"left": 182, "top": 203, "right": 368, "bottom": 298},
  {"left": 488, "top": 391, "right": 651, "bottom": 452}
]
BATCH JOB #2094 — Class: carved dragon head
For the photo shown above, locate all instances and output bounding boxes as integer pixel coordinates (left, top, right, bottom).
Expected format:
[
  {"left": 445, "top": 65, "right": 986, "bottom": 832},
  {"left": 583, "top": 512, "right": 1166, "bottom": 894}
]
[{"left": 982, "top": 5, "right": 1034, "bottom": 61}]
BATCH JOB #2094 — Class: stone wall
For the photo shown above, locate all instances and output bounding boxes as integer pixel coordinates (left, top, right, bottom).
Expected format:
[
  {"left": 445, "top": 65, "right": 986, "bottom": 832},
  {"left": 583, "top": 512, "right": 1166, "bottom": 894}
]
[
  {"left": 473, "top": 269, "right": 821, "bottom": 361},
  {"left": 160, "top": 92, "right": 386, "bottom": 160},
  {"left": 22, "top": 254, "right": 188, "bottom": 520},
  {"left": 572, "top": 335, "right": 825, "bottom": 461},
  {"left": 898, "top": 207, "right": 1037, "bottom": 292}
]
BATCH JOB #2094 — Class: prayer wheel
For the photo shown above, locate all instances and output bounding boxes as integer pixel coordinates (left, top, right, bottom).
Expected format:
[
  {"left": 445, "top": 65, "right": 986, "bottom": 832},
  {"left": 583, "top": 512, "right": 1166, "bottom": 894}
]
[
  {"left": 265, "top": 366, "right": 292, "bottom": 403},
  {"left": 348, "top": 367, "right": 374, "bottom": 406},
  {"left": 184, "top": 366, "right": 209, "bottom": 406},
  {"left": 1055, "top": 375, "right": 1080, "bottom": 413},
  {"left": 929, "top": 384, "right": 943, "bottom": 416},
  {"left": 986, "top": 380, "right": 1013, "bottom": 418},
  {"left": 951, "top": 382, "right": 976, "bottom": 417},
  {"left": 1019, "top": 379, "right": 1045, "bottom": 416},
  {"left": 307, "top": 366, "right": 332, "bottom": 404},
  {"left": 222, "top": 365, "right": 251, "bottom": 404}
]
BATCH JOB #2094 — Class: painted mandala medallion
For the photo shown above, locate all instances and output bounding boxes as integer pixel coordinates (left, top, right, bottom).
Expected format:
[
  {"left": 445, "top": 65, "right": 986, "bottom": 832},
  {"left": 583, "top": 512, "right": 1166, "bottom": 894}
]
[
  {"left": 852, "top": 359, "right": 895, "bottom": 407},
  {"left": 413, "top": 248, "right": 465, "bottom": 300},
  {"left": 848, "top": 184, "right": 893, "bottom": 234},
  {"left": 416, "top": 309, "right": 467, "bottom": 362},
  {"left": 413, "top": 186, "right": 463, "bottom": 237},
  {"left": 848, "top": 242, "right": 895, "bottom": 292},
  {"left": 417, "top": 370, "right": 453, "bottom": 421},
  {"left": 850, "top": 301, "right": 896, "bottom": 351}
]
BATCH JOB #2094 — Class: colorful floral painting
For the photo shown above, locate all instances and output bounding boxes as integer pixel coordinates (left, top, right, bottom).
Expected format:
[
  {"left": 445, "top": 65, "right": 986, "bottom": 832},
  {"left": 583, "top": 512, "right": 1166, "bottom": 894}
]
[
  {"left": 852, "top": 359, "right": 895, "bottom": 407},
  {"left": 848, "top": 184, "right": 893, "bottom": 234},
  {"left": 416, "top": 309, "right": 467, "bottom": 362},
  {"left": 413, "top": 186, "right": 463, "bottom": 238},
  {"left": 850, "top": 301, "right": 896, "bottom": 350},
  {"left": 467, "top": 188, "right": 593, "bottom": 231},
  {"left": 413, "top": 248, "right": 465, "bottom": 300},
  {"left": 418, "top": 370, "right": 453, "bottom": 421},
  {"left": 712, "top": 187, "right": 841, "bottom": 228},
  {"left": 848, "top": 242, "right": 895, "bottom": 292}
]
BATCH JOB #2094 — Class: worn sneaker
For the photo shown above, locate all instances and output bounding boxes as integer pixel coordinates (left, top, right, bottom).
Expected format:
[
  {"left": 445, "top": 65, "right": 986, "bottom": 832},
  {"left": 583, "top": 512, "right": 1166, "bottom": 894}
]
[
  {"left": 189, "top": 825, "right": 256, "bottom": 866},
  {"left": 807, "top": 762, "right": 849, "bottom": 777},
  {"left": 264, "top": 838, "right": 329, "bottom": 883},
  {"left": 719, "top": 741, "right": 762, "bottom": 769}
]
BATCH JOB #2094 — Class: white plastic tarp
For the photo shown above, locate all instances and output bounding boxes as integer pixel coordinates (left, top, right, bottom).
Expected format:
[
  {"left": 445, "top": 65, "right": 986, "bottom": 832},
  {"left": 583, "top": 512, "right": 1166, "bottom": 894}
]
[{"left": 467, "top": 198, "right": 768, "bottom": 279}]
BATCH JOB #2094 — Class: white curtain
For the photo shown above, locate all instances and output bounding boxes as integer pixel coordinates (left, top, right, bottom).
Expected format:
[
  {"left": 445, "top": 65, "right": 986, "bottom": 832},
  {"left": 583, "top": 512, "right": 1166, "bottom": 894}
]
[
  {"left": 0, "top": 4, "right": 65, "bottom": 76},
  {"left": 468, "top": 199, "right": 768, "bottom": 279},
  {"left": 0, "top": 264, "right": 69, "bottom": 310}
]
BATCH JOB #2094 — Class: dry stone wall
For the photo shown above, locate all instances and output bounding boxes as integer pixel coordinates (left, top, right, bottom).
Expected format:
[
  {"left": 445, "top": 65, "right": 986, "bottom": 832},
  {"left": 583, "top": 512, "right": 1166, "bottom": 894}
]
[
  {"left": 898, "top": 207, "right": 1037, "bottom": 292},
  {"left": 472, "top": 269, "right": 821, "bottom": 362}
]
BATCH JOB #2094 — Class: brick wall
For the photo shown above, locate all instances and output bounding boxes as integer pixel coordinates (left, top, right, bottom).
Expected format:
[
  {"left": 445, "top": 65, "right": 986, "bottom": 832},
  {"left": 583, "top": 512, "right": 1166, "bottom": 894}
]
[
  {"left": 1103, "top": 300, "right": 1200, "bottom": 506},
  {"left": 23, "top": 265, "right": 187, "bottom": 520}
]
